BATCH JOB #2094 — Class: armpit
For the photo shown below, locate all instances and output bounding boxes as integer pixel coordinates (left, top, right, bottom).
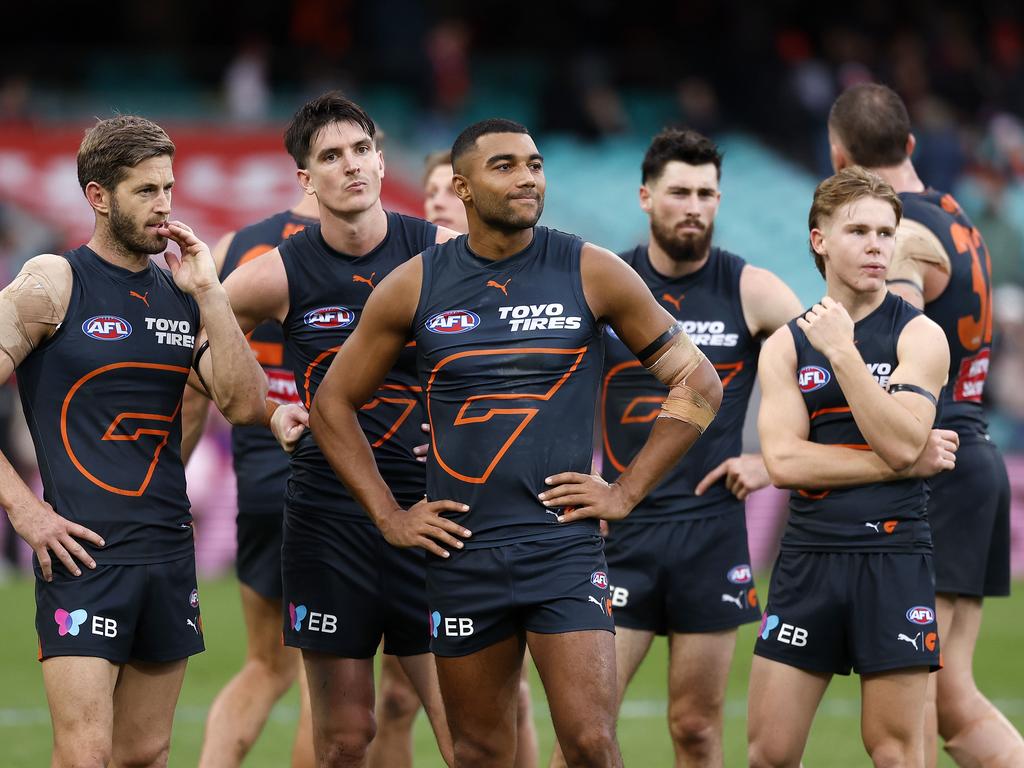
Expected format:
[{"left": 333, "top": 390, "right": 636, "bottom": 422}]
[{"left": 0, "top": 255, "right": 72, "bottom": 367}]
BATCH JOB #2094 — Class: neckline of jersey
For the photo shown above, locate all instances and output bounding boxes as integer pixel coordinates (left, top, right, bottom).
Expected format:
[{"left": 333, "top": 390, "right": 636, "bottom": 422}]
[
  {"left": 643, "top": 244, "right": 718, "bottom": 285},
  {"left": 312, "top": 212, "right": 395, "bottom": 262},
  {"left": 81, "top": 245, "right": 156, "bottom": 286},
  {"left": 457, "top": 228, "right": 541, "bottom": 272}
]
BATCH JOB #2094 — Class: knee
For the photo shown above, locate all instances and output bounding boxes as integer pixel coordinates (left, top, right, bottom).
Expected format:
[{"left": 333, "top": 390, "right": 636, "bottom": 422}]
[
  {"left": 559, "top": 724, "right": 618, "bottom": 767},
  {"left": 668, "top": 709, "right": 718, "bottom": 758},
  {"left": 747, "top": 737, "right": 798, "bottom": 768},
  {"left": 112, "top": 737, "right": 171, "bottom": 768},
  {"left": 378, "top": 678, "right": 421, "bottom": 724},
  {"left": 317, "top": 714, "right": 376, "bottom": 767},
  {"left": 247, "top": 650, "right": 298, "bottom": 696},
  {"left": 53, "top": 736, "right": 112, "bottom": 768},
  {"left": 865, "top": 736, "right": 917, "bottom": 768}
]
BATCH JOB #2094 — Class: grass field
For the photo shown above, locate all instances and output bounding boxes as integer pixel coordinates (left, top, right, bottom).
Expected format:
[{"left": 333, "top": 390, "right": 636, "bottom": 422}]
[{"left": 2, "top": 576, "right": 1022, "bottom": 766}]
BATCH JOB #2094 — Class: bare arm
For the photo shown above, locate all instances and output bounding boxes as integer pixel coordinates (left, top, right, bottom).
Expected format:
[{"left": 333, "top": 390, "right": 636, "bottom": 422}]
[
  {"left": 886, "top": 218, "right": 952, "bottom": 309},
  {"left": 307, "top": 257, "right": 471, "bottom": 556},
  {"left": 543, "top": 244, "right": 723, "bottom": 522},
  {"left": 180, "top": 231, "right": 233, "bottom": 463},
  {"left": 0, "top": 256, "right": 104, "bottom": 579},
  {"left": 799, "top": 297, "right": 948, "bottom": 470},
  {"left": 740, "top": 264, "right": 804, "bottom": 338},
  {"left": 757, "top": 326, "right": 955, "bottom": 489}
]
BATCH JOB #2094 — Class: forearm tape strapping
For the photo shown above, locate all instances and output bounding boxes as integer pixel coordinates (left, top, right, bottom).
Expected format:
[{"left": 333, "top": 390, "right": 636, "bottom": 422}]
[{"left": 646, "top": 324, "right": 717, "bottom": 434}]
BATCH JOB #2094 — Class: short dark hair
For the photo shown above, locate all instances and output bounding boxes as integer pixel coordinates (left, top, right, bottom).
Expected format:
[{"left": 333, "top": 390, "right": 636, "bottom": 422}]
[
  {"left": 77, "top": 115, "right": 175, "bottom": 192},
  {"left": 284, "top": 91, "right": 376, "bottom": 168},
  {"left": 808, "top": 166, "right": 902, "bottom": 277},
  {"left": 828, "top": 84, "right": 911, "bottom": 167},
  {"left": 641, "top": 128, "right": 722, "bottom": 184},
  {"left": 451, "top": 118, "right": 530, "bottom": 174},
  {"left": 423, "top": 149, "right": 452, "bottom": 187}
]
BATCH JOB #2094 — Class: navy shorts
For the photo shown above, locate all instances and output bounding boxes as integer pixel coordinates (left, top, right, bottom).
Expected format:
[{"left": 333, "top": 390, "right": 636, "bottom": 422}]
[
  {"left": 281, "top": 508, "right": 429, "bottom": 658},
  {"left": 236, "top": 513, "right": 283, "bottom": 600},
  {"left": 427, "top": 534, "right": 615, "bottom": 657},
  {"left": 35, "top": 554, "right": 205, "bottom": 664},
  {"left": 604, "top": 511, "right": 760, "bottom": 634},
  {"left": 928, "top": 437, "right": 1011, "bottom": 597},
  {"left": 754, "top": 550, "right": 940, "bottom": 675}
]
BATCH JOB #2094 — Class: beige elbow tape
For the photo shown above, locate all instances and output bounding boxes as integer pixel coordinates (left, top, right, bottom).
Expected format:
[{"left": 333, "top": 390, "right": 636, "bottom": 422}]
[
  {"left": 0, "top": 270, "right": 67, "bottom": 366},
  {"left": 646, "top": 329, "right": 717, "bottom": 433}
]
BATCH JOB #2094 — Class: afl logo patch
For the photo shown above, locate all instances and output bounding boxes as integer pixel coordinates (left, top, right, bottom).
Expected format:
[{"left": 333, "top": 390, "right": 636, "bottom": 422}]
[
  {"left": 727, "top": 564, "right": 753, "bottom": 584},
  {"left": 591, "top": 571, "right": 608, "bottom": 589},
  {"left": 304, "top": 306, "right": 354, "bottom": 329},
  {"left": 426, "top": 310, "right": 480, "bottom": 334},
  {"left": 906, "top": 606, "right": 935, "bottom": 625},
  {"left": 82, "top": 315, "right": 132, "bottom": 341},
  {"left": 798, "top": 365, "right": 830, "bottom": 393}
]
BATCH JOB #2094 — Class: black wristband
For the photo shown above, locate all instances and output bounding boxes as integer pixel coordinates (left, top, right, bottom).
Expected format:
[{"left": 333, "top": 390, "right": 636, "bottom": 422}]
[
  {"left": 192, "top": 340, "right": 212, "bottom": 393},
  {"left": 636, "top": 322, "right": 682, "bottom": 361},
  {"left": 888, "top": 383, "right": 937, "bottom": 406}
]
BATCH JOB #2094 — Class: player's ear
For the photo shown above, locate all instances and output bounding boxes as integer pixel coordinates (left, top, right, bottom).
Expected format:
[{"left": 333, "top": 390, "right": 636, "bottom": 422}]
[
  {"left": 378, "top": 148, "right": 385, "bottom": 179},
  {"left": 905, "top": 133, "right": 916, "bottom": 159},
  {"left": 84, "top": 181, "right": 111, "bottom": 215},
  {"left": 639, "top": 185, "right": 652, "bottom": 212},
  {"left": 809, "top": 227, "right": 828, "bottom": 256},
  {"left": 296, "top": 168, "right": 314, "bottom": 196},
  {"left": 452, "top": 173, "right": 471, "bottom": 204}
]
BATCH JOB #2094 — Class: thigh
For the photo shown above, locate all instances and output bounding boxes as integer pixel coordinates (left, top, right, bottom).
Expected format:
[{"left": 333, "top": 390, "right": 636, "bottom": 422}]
[
  {"left": 666, "top": 513, "right": 761, "bottom": 633},
  {"left": 849, "top": 553, "right": 940, "bottom": 675},
  {"left": 235, "top": 512, "right": 284, "bottom": 600},
  {"left": 436, "top": 634, "right": 524, "bottom": 743},
  {"left": 529, "top": 629, "right": 618, "bottom": 739},
  {"left": 668, "top": 628, "right": 737, "bottom": 714},
  {"left": 754, "top": 551, "right": 850, "bottom": 675},
  {"left": 935, "top": 594, "right": 983, "bottom": 693},
  {"left": 239, "top": 582, "right": 297, "bottom": 668},
  {"left": 302, "top": 651, "right": 376, "bottom": 728},
  {"left": 282, "top": 515, "right": 384, "bottom": 658},
  {"left": 132, "top": 555, "right": 206, "bottom": 663},
  {"left": 36, "top": 564, "right": 142, "bottom": 664},
  {"left": 43, "top": 655, "right": 119, "bottom": 744},
  {"left": 860, "top": 668, "right": 930, "bottom": 752},
  {"left": 615, "top": 627, "right": 656, "bottom": 704},
  {"left": 110, "top": 659, "right": 188, "bottom": 760},
  {"left": 747, "top": 654, "right": 831, "bottom": 764},
  {"left": 603, "top": 524, "right": 665, "bottom": 633}
]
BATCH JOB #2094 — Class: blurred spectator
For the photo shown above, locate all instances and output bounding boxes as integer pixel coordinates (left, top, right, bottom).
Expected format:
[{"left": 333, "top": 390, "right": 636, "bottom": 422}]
[{"left": 224, "top": 37, "right": 271, "bottom": 123}]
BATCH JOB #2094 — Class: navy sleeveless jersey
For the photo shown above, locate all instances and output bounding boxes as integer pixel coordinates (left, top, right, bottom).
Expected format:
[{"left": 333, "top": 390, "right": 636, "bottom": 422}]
[
  {"left": 17, "top": 246, "right": 200, "bottom": 564},
  {"left": 899, "top": 190, "right": 993, "bottom": 438},
  {"left": 280, "top": 213, "right": 436, "bottom": 518},
  {"left": 413, "top": 227, "right": 603, "bottom": 547},
  {"left": 602, "top": 247, "right": 759, "bottom": 522},
  {"left": 784, "top": 292, "right": 930, "bottom": 552},
  {"left": 221, "top": 209, "right": 313, "bottom": 516}
]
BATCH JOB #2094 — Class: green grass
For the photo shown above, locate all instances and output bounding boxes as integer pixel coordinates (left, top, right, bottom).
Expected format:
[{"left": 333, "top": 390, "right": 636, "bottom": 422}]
[{"left": 2, "top": 576, "right": 1022, "bottom": 766}]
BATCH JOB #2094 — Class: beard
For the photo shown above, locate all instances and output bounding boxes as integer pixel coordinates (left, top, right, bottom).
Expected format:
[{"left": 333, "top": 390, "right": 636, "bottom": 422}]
[
  {"left": 650, "top": 217, "right": 714, "bottom": 263},
  {"left": 475, "top": 192, "right": 545, "bottom": 233},
  {"left": 109, "top": 198, "right": 167, "bottom": 255}
]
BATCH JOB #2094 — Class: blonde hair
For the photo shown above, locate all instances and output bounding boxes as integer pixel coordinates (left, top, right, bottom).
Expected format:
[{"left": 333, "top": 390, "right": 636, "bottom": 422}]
[{"left": 808, "top": 166, "right": 902, "bottom": 277}]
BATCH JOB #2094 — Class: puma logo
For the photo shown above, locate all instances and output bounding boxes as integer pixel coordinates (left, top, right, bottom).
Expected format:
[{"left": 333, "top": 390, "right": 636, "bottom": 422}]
[
  {"left": 487, "top": 278, "right": 511, "bottom": 296},
  {"left": 662, "top": 292, "right": 685, "bottom": 311},
  {"left": 129, "top": 290, "right": 150, "bottom": 307},
  {"left": 352, "top": 272, "right": 376, "bottom": 289},
  {"left": 186, "top": 618, "right": 200, "bottom": 635},
  {"left": 865, "top": 521, "right": 881, "bottom": 533},
  {"left": 721, "top": 592, "right": 744, "bottom": 609},
  {"left": 897, "top": 632, "right": 921, "bottom": 650}
]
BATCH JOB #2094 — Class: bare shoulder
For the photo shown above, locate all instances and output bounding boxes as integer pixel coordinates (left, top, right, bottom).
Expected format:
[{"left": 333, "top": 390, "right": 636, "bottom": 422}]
[
  {"left": 760, "top": 323, "right": 796, "bottom": 363},
  {"left": 740, "top": 264, "right": 803, "bottom": 337},
  {"left": 900, "top": 312, "right": 948, "bottom": 353},
  {"left": 363, "top": 254, "right": 424, "bottom": 326},
  {"left": 435, "top": 226, "right": 460, "bottom": 244},
  {"left": 16, "top": 254, "right": 73, "bottom": 301},
  {"left": 210, "top": 231, "right": 236, "bottom": 273}
]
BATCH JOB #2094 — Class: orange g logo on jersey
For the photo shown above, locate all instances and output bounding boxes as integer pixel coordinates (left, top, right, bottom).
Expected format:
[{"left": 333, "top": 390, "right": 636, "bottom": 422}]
[
  {"left": 925, "top": 632, "right": 937, "bottom": 652},
  {"left": 61, "top": 362, "right": 190, "bottom": 496}
]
